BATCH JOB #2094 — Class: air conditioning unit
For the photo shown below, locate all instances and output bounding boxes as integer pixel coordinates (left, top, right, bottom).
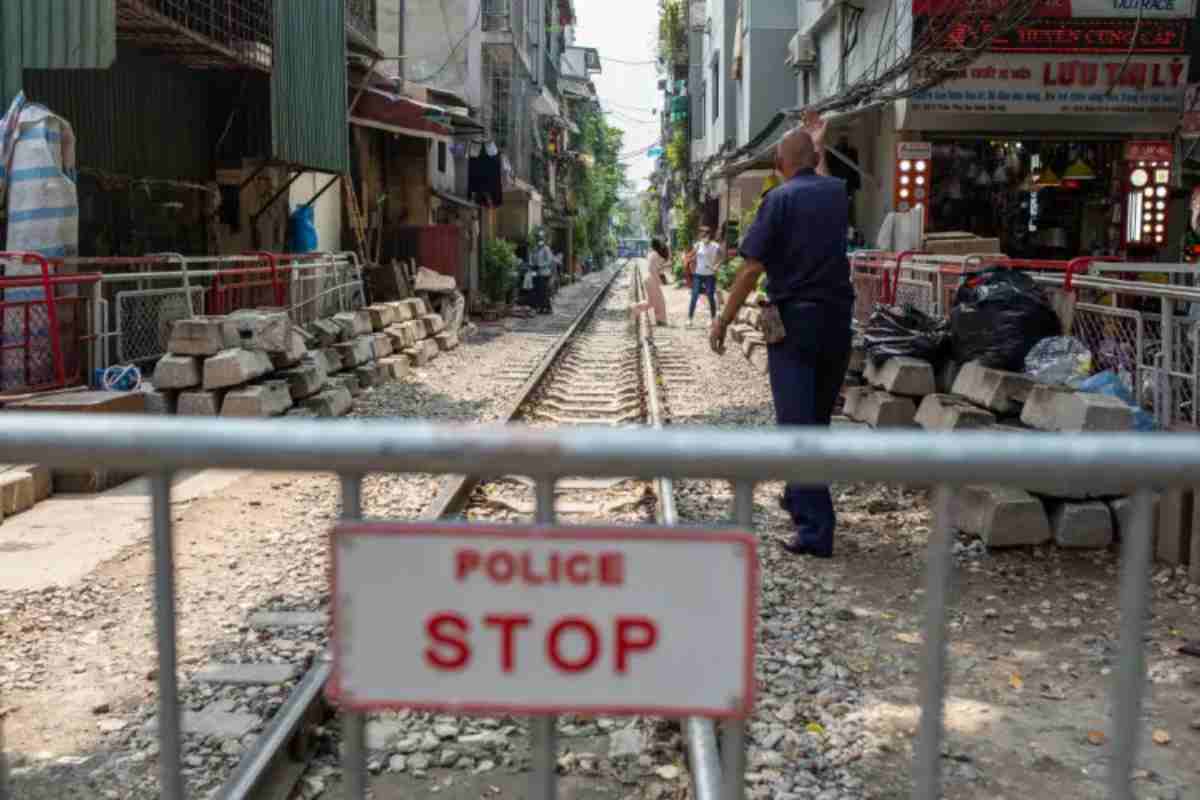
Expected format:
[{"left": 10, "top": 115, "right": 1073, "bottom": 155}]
[{"left": 786, "top": 33, "right": 817, "bottom": 70}]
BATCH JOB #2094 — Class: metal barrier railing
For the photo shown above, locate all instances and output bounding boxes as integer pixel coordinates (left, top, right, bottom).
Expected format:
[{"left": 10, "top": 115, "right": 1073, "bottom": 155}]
[
  {"left": 62, "top": 252, "right": 364, "bottom": 371},
  {"left": 0, "top": 414, "right": 1182, "bottom": 800},
  {"left": 0, "top": 253, "right": 101, "bottom": 394}
]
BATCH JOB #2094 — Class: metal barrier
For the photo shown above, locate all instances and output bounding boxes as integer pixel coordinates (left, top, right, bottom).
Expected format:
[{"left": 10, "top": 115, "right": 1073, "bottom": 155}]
[
  {"left": 1036, "top": 272, "right": 1200, "bottom": 428},
  {"left": 0, "top": 253, "right": 101, "bottom": 394},
  {"left": 0, "top": 414, "right": 1182, "bottom": 800},
  {"left": 63, "top": 252, "right": 364, "bottom": 370}
]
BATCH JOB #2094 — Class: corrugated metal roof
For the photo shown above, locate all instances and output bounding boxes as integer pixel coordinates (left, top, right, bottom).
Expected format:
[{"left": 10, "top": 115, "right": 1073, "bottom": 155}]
[
  {"left": 272, "top": 0, "right": 350, "bottom": 174},
  {"left": 0, "top": 0, "right": 116, "bottom": 101}
]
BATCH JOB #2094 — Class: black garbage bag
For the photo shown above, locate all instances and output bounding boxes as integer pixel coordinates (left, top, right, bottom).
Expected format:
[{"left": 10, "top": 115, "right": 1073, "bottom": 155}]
[
  {"left": 950, "top": 268, "right": 1061, "bottom": 371},
  {"left": 864, "top": 304, "right": 950, "bottom": 367}
]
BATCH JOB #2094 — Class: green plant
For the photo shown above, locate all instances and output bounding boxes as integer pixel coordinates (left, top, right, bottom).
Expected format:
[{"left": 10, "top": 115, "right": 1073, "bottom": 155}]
[
  {"left": 481, "top": 238, "right": 519, "bottom": 304},
  {"left": 716, "top": 256, "right": 742, "bottom": 291}
]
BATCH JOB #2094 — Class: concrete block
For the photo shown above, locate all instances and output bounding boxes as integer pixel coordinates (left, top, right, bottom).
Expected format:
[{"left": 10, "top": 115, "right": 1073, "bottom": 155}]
[
  {"left": 355, "top": 363, "right": 385, "bottom": 388},
  {"left": 223, "top": 310, "right": 291, "bottom": 353},
  {"left": 1110, "top": 494, "right": 1162, "bottom": 549},
  {"left": 196, "top": 663, "right": 300, "bottom": 685},
  {"left": 2, "top": 464, "right": 51, "bottom": 502},
  {"left": 307, "top": 318, "right": 343, "bottom": 346},
  {"left": 0, "top": 471, "right": 35, "bottom": 516},
  {"left": 729, "top": 324, "right": 753, "bottom": 345},
  {"left": 1156, "top": 489, "right": 1192, "bottom": 565},
  {"left": 1050, "top": 501, "right": 1115, "bottom": 549},
  {"left": 405, "top": 338, "right": 440, "bottom": 367},
  {"left": 269, "top": 329, "right": 308, "bottom": 369},
  {"left": 333, "top": 310, "right": 372, "bottom": 339},
  {"left": 378, "top": 356, "right": 411, "bottom": 382},
  {"left": 852, "top": 391, "right": 916, "bottom": 428},
  {"left": 865, "top": 357, "right": 936, "bottom": 397},
  {"left": 221, "top": 382, "right": 293, "bottom": 417},
  {"left": 1020, "top": 384, "right": 1133, "bottom": 432},
  {"left": 915, "top": 394, "right": 996, "bottom": 432},
  {"left": 388, "top": 301, "right": 415, "bottom": 322},
  {"left": 433, "top": 331, "right": 458, "bottom": 352},
  {"left": 334, "top": 336, "right": 375, "bottom": 369},
  {"left": 178, "top": 390, "right": 224, "bottom": 416},
  {"left": 152, "top": 355, "right": 202, "bottom": 390},
  {"left": 367, "top": 304, "right": 397, "bottom": 330},
  {"left": 370, "top": 332, "right": 394, "bottom": 359},
  {"left": 420, "top": 313, "right": 446, "bottom": 336},
  {"left": 143, "top": 389, "right": 178, "bottom": 415},
  {"left": 277, "top": 362, "right": 325, "bottom": 400},
  {"left": 52, "top": 468, "right": 134, "bottom": 495},
  {"left": 740, "top": 334, "right": 765, "bottom": 359},
  {"left": 317, "top": 347, "right": 344, "bottom": 376},
  {"left": 305, "top": 386, "right": 353, "bottom": 417},
  {"left": 841, "top": 386, "right": 872, "bottom": 419},
  {"left": 202, "top": 348, "right": 273, "bottom": 390},
  {"left": 330, "top": 374, "right": 363, "bottom": 397},
  {"left": 952, "top": 361, "right": 1034, "bottom": 416},
  {"left": 385, "top": 323, "right": 417, "bottom": 351},
  {"left": 952, "top": 485, "right": 1052, "bottom": 547},
  {"left": 167, "top": 317, "right": 225, "bottom": 357},
  {"left": 404, "top": 319, "right": 427, "bottom": 342}
]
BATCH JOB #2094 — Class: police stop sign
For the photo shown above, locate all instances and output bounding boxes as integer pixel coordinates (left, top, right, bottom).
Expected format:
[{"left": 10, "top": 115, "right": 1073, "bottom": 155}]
[{"left": 330, "top": 523, "right": 758, "bottom": 718}]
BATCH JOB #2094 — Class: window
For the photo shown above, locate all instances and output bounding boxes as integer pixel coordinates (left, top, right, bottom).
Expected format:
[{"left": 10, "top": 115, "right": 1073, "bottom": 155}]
[
  {"left": 711, "top": 51, "right": 720, "bottom": 123},
  {"left": 437, "top": 141, "right": 447, "bottom": 174}
]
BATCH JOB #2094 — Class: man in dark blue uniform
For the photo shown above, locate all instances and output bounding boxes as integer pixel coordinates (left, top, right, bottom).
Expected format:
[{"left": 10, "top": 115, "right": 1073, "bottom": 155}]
[{"left": 709, "top": 122, "right": 854, "bottom": 558}]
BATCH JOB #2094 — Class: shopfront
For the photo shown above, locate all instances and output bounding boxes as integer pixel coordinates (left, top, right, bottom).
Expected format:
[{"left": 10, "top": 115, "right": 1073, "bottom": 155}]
[{"left": 890, "top": 2, "right": 1194, "bottom": 260}]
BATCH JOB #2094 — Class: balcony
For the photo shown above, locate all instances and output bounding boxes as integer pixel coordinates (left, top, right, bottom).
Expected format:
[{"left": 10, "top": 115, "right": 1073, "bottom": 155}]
[{"left": 117, "top": 0, "right": 274, "bottom": 70}]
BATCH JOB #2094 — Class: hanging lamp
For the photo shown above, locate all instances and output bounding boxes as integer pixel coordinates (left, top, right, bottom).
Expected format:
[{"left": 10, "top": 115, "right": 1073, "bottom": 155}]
[
  {"left": 1063, "top": 157, "right": 1096, "bottom": 180},
  {"left": 1033, "top": 166, "right": 1061, "bottom": 188}
]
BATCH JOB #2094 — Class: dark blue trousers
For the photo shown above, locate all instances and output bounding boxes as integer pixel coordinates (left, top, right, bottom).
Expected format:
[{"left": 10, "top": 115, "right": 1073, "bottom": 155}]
[{"left": 767, "top": 300, "right": 853, "bottom": 554}]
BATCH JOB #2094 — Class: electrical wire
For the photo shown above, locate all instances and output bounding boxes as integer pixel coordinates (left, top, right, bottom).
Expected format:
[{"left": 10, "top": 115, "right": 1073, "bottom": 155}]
[
  {"left": 1105, "top": 1, "right": 1144, "bottom": 97},
  {"left": 601, "top": 56, "right": 660, "bottom": 66},
  {"left": 407, "top": 0, "right": 482, "bottom": 85}
]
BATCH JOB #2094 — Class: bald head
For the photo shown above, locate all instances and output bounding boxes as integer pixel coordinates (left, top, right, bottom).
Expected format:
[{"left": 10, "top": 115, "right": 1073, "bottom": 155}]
[{"left": 777, "top": 127, "right": 818, "bottom": 179}]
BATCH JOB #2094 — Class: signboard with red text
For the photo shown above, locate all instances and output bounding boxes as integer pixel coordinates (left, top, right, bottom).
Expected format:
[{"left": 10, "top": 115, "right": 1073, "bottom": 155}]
[
  {"left": 913, "top": 0, "right": 1196, "bottom": 18},
  {"left": 330, "top": 523, "right": 758, "bottom": 717},
  {"left": 908, "top": 54, "right": 1187, "bottom": 117}
]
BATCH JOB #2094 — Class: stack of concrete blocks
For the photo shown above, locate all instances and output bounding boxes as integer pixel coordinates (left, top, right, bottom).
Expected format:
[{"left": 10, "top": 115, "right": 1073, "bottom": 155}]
[
  {"left": 727, "top": 306, "right": 768, "bottom": 374},
  {"left": 152, "top": 299, "right": 448, "bottom": 420},
  {"left": 917, "top": 359, "right": 1148, "bottom": 554},
  {"left": 370, "top": 297, "right": 458, "bottom": 371},
  {"left": 0, "top": 463, "right": 52, "bottom": 524},
  {"left": 843, "top": 356, "right": 937, "bottom": 429}
]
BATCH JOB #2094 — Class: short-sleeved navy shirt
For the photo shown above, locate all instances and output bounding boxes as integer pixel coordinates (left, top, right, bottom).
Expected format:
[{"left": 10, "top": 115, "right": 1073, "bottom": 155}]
[{"left": 739, "top": 169, "right": 854, "bottom": 308}]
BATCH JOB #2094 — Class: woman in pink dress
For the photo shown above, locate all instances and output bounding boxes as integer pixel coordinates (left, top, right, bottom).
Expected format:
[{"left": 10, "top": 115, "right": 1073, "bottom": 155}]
[{"left": 634, "top": 237, "right": 670, "bottom": 326}]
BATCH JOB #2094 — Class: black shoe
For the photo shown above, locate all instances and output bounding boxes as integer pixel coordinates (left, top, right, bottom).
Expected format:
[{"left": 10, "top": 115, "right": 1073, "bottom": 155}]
[{"left": 778, "top": 538, "right": 833, "bottom": 559}]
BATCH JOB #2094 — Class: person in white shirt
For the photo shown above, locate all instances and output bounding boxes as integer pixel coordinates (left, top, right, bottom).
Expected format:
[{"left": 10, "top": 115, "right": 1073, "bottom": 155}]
[{"left": 688, "top": 226, "right": 722, "bottom": 327}]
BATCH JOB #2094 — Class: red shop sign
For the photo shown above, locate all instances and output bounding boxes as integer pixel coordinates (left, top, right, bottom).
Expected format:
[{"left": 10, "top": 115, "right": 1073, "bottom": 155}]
[{"left": 1124, "top": 140, "right": 1173, "bottom": 161}]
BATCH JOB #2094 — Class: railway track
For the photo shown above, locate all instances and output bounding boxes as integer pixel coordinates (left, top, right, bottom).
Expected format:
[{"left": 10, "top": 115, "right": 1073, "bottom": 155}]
[{"left": 205, "top": 259, "right": 724, "bottom": 800}]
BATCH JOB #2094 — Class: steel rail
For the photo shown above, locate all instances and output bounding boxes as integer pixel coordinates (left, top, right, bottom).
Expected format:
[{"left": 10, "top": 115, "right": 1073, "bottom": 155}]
[
  {"left": 426, "top": 261, "right": 631, "bottom": 518},
  {"left": 208, "top": 262, "right": 629, "bottom": 800},
  {"left": 632, "top": 263, "right": 723, "bottom": 800}
]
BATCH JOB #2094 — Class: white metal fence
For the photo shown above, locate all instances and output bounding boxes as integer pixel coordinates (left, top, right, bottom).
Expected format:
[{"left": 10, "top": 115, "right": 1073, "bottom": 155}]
[{"left": 73, "top": 252, "right": 364, "bottom": 372}]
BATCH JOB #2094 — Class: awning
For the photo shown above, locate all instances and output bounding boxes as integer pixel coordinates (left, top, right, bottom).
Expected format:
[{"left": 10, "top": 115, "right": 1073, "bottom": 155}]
[
  {"left": 432, "top": 188, "right": 478, "bottom": 210},
  {"left": 350, "top": 86, "right": 453, "bottom": 137}
]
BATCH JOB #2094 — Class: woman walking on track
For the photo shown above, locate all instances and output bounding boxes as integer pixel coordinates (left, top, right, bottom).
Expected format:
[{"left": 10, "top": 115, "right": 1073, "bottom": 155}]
[{"left": 634, "top": 237, "right": 670, "bottom": 325}]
